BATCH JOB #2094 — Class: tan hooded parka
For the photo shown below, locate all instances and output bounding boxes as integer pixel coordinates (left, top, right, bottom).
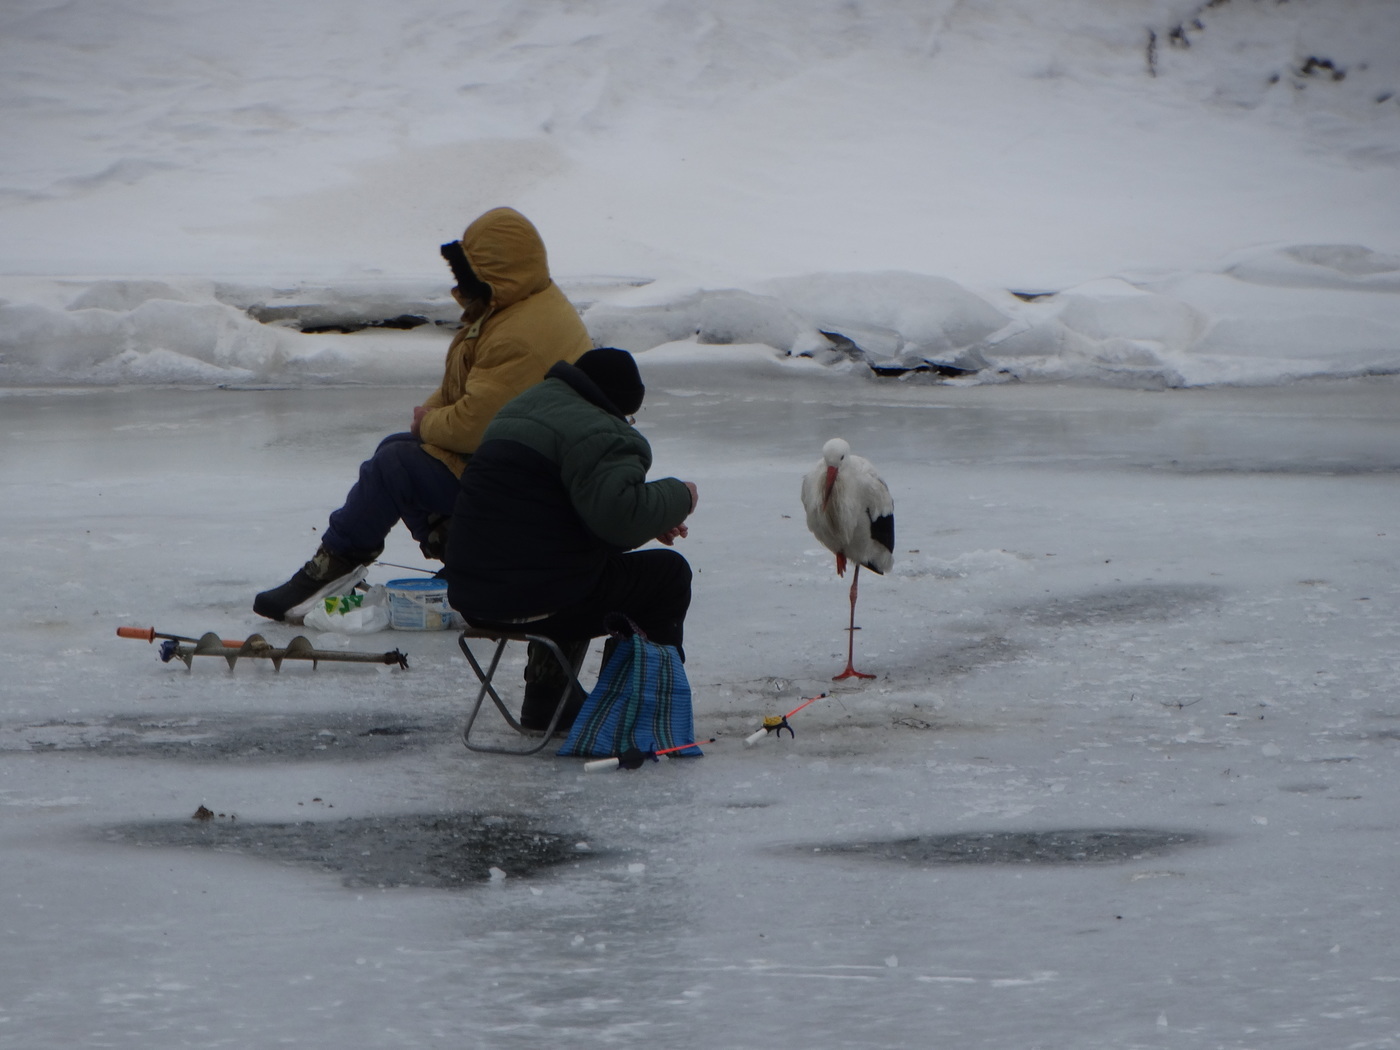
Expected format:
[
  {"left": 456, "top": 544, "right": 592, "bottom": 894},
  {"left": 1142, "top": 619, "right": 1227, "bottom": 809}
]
[{"left": 417, "top": 207, "right": 592, "bottom": 477}]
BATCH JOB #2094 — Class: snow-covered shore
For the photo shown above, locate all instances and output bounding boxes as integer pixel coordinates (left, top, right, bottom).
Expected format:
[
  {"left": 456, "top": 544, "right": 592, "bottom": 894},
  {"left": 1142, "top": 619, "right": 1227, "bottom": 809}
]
[
  {"left": 3, "top": 0, "right": 1398, "bottom": 389},
  {"left": 4, "top": 238, "right": 1399, "bottom": 389}
]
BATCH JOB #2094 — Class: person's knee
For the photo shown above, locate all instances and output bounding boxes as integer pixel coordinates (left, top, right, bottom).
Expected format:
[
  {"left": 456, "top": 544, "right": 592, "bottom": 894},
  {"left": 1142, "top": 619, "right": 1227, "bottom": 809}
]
[
  {"left": 670, "top": 552, "right": 693, "bottom": 594},
  {"left": 644, "top": 550, "right": 691, "bottom": 607},
  {"left": 654, "top": 548, "right": 691, "bottom": 584},
  {"left": 369, "top": 437, "right": 416, "bottom": 472},
  {"left": 365, "top": 435, "right": 438, "bottom": 493},
  {"left": 373, "top": 431, "right": 418, "bottom": 454},
  {"left": 656, "top": 551, "right": 692, "bottom": 617}
]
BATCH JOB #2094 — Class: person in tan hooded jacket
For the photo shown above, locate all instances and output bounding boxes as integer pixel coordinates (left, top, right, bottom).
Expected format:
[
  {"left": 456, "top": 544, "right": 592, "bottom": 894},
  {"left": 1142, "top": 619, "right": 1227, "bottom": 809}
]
[{"left": 254, "top": 207, "right": 592, "bottom": 622}]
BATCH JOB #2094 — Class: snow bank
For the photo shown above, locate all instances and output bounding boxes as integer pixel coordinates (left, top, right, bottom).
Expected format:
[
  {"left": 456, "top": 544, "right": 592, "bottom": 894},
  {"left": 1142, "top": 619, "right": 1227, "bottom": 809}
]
[
  {"left": 2, "top": 0, "right": 1398, "bottom": 388},
  {"left": 3, "top": 242, "right": 1397, "bottom": 388},
  {"left": 0, "top": 277, "right": 456, "bottom": 387},
  {"left": 583, "top": 288, "right": 832, "bottom": 360}
]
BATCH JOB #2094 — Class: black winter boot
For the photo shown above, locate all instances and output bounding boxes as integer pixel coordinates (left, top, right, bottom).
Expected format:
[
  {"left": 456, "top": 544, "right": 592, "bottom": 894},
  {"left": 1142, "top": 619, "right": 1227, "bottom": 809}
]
[
  {"left": 519, "top": 680, "right": 587, "bottom": 735},
  {"left": 253, "top": 544, "right": 375, "bottom": 623},
  {"left": 519, "top": 638, "right": 589, "bottom": 734}
]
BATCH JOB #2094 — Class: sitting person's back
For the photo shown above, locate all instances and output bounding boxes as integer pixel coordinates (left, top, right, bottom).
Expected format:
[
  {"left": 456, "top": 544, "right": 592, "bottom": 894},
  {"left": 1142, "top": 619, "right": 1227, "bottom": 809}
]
[{"left": 444, "top": 348, "right": 698, "bottom": 731}]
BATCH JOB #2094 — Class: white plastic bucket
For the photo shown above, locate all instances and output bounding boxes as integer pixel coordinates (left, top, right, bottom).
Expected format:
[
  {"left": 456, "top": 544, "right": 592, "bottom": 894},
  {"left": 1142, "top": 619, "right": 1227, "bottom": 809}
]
[{"left": 386, "top": 577, "right": 454, "bottom": 631}]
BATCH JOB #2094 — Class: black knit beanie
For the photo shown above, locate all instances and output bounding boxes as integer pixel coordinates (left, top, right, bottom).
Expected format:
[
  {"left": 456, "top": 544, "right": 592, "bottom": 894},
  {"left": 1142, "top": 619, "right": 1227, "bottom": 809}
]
[{"left": 575, "top": 348, "right": 645, "bottom": 417}]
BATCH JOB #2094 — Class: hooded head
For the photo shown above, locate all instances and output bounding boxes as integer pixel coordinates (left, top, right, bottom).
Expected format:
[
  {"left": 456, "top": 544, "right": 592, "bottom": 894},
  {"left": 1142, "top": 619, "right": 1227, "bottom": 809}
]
[
  {"left": 574, "top": 348, "right": 645, "bottom": 417},
  {"left": 450, "top": 207, "right": 552, "bottom": 311}
]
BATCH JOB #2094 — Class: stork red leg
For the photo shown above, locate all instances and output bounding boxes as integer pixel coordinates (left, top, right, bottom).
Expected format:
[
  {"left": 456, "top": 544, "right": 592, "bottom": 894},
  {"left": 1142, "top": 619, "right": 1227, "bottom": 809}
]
[{"left": 833, "top": 564, "right": 876, "bottom": 680}]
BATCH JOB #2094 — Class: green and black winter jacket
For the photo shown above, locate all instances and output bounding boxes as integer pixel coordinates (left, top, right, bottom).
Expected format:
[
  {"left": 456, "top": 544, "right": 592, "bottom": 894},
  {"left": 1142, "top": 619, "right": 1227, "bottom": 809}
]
[{"left": 444, "top": 361, "right": 692, "bottom": 621}]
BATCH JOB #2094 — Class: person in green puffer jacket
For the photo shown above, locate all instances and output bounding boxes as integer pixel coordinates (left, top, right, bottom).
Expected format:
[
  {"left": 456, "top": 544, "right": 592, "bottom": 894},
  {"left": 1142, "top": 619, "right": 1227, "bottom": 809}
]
[{"left": 443, "top": 348, "right": 699, "bottom": 732}]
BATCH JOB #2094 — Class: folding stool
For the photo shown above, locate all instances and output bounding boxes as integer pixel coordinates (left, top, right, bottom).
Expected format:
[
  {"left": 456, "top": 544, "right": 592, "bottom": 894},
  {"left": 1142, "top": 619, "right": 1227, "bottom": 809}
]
[{"left": 457, "top": 627, "right": 583, "bottom": 755}]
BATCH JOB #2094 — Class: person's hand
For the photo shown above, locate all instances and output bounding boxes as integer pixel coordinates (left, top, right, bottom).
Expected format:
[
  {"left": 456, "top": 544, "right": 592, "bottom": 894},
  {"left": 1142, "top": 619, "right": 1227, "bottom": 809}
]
[
  {"left": 683, "top": 481, "right": 698, "bottom": 513},
  {"left": 411, "top": 405, "right": 429, "bottom": 438},
  {"left": 656, "top": 523, "right": 689, "bottom": 546}
]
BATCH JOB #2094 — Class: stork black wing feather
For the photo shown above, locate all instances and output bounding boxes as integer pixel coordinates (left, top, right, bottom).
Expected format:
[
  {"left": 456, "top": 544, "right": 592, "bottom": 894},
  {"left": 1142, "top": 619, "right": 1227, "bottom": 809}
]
[
  {"left": 869, "top": 512, "right": 895, "bottom": 554},
  {"left": 866, "top": 512, "right": 895, "bottom": 570}
]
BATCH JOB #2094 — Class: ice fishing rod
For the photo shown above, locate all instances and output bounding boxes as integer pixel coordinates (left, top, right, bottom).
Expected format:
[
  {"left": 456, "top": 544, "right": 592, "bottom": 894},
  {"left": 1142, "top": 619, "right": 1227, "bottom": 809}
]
[
  {"left": 583, "top": 738, "right": 717, "bottom": 773},
  {"left": 118, "top": 626, "right": 408, "bottom": 670},
  {"left": 744, "top": 693, "right": 829, "bottom": 746},
  {"left": 375, "top": 560, "right": 437, "bottom": 575}
]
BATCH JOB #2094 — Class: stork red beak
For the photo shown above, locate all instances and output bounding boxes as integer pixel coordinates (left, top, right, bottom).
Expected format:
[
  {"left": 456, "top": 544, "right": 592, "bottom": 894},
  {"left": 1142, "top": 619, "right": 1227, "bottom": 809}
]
[{"left": 822, "top": 464, "right": 837, "bottom": 507}]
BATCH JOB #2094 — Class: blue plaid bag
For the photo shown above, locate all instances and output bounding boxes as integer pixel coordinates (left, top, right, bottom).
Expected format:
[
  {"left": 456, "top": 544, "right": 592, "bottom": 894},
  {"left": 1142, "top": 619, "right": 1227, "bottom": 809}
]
[{"left": 557, "top": 617, "right": 702, "bottom": 760}]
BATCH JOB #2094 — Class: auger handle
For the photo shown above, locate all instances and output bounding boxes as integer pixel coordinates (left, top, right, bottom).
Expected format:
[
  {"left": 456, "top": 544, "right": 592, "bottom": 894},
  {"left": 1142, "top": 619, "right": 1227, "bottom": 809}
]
[{"left": 117, "top": 626, "right": 243, "bottom": 646}]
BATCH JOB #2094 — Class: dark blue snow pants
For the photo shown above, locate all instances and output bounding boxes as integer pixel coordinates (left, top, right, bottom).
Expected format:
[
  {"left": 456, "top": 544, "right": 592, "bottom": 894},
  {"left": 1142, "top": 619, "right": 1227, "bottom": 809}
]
[{"left": 322, "top": 432, "right": 459, "bottom": 557}]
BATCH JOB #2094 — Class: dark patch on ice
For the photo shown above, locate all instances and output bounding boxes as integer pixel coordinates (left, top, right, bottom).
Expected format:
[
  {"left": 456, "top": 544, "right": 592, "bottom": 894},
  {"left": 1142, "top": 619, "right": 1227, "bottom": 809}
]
[
  {"left": 867, "top": 361, "right": 981, "bottom": 379},
  {"left": 1297, "top": 56, "right": 1347, "bottom": 82},
  {"left": 934, "top": 632, "right": 1026, "bottom": 676},
  {"left": 2, "top": 712, "right": 451, "bottom": 762},
  {"left": 1020, "top": 584, "right": 1222, "bottom": 628},
  {"left": 794, "top": 828, "right": 1207, "bottom": 867},
  {"left": 246, "top": 300, "right": 459, "bottom": 332},
  {"left": 816, "top": 329, "right": 987, "bottom": 379},
  {"left": 299, "top": 313, "right": 430, "bottom": 334},
  {"left": 104, "top": 812, "right": 595, "bottom": 887},
  {"left": 1365, "top": 728, "right": 1400, "bottom": 742},
  {"left": 892, "top": 716, "right": 936, "bottom": 730},
  {"left": 1279, "top": 782, "right": 1330, "bottom": 794}
]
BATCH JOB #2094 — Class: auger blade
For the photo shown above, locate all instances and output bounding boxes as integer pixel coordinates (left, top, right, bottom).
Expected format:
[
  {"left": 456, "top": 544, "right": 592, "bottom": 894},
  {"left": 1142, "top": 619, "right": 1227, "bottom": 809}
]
[
  {"left": 190, "top": 631, "right": 236, "bottom": 670},
  {"left": 238, "top": 634, "right": 273, "bottom": 670},
  {"left": 284, "top": 635, "right": 318, "bottom": 670}
]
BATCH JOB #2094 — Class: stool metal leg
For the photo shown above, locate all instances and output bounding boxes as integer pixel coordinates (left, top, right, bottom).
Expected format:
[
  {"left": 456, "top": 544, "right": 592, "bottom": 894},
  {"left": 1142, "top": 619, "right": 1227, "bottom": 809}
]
[
  {"left": 459, "top": 630, "right": 582, "bottom": 756},
  {"left": 460, "top": 633, "right": 520, "bottom": 732}
]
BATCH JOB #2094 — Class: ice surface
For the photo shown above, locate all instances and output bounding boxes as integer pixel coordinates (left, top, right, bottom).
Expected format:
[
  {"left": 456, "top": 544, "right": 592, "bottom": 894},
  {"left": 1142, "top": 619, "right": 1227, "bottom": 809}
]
[{"left": 2, "top": 369, "right": 1398, "bottom": 1048}]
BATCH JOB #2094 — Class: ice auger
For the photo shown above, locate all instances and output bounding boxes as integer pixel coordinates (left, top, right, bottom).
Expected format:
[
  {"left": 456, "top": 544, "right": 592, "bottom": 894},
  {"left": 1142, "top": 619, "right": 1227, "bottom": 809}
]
[{"left": 117, "top": 626, "right": 408, "bottom": 670}]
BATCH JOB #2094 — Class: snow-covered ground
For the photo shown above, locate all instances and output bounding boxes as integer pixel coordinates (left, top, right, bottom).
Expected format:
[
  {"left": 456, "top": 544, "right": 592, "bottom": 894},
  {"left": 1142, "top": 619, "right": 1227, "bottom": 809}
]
[
  {"left": 3, "top": 1, "right": 1400, "bottom": 1046},
  {"left": 2, "top": 0, "right": 1399, "bottom": 388}
]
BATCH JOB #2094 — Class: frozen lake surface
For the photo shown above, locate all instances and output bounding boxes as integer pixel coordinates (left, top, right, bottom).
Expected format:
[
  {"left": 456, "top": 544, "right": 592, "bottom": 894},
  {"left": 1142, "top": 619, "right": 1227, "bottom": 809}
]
[{"left": 2, "top": 367, "right": 1399, "bottom": 1048}]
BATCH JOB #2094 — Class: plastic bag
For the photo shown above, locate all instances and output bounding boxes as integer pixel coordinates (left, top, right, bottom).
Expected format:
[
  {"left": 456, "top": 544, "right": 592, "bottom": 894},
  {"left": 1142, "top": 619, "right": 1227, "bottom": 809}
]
[{"left": 302, "top": 584, "right": 391, "bottom": 634}]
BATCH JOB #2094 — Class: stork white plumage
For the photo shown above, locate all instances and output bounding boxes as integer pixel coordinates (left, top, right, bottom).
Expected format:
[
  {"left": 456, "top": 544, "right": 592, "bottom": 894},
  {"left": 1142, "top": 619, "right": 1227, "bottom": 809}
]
[{"left": 801, "top": 437, "right": 895, "bottom": 680}]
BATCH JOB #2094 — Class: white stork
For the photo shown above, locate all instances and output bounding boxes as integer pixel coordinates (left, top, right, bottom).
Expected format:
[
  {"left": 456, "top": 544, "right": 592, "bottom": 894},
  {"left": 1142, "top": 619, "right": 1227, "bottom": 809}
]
[{"left": 801, "top": 437, "right": 895, "bottom": 680}]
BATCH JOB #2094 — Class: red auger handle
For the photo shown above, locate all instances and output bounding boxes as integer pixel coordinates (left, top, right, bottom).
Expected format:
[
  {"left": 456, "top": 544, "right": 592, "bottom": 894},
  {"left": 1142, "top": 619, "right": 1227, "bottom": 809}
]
[{"left": 117, "top": 626, "right": 244, "bottom": 647}]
